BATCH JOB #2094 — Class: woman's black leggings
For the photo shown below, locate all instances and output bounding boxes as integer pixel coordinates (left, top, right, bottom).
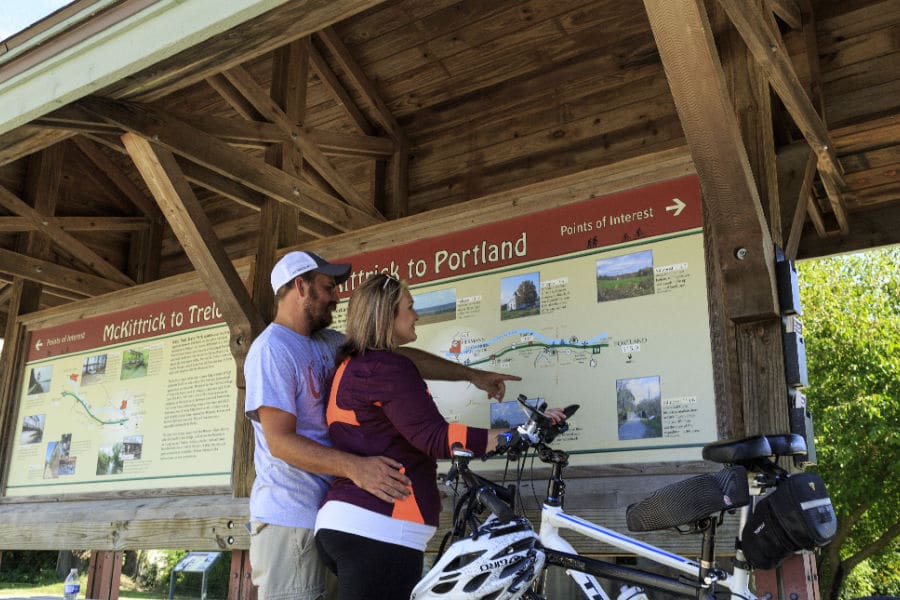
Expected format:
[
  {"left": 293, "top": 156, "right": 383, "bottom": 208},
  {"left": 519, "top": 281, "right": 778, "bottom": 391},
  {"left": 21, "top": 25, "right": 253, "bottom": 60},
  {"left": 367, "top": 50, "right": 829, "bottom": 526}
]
[{"left": 316, "top": 528, "right": 424, "bottom": 600}]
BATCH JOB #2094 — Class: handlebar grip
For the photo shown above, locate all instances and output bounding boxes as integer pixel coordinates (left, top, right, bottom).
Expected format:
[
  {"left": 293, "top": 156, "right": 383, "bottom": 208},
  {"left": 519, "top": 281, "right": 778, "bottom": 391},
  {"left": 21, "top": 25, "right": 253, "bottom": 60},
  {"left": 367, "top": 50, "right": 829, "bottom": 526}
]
[
  {"left": 476, "top": 487, "right": 516, "bottom": 522},
  {"left": 482, "top": 429, "right": 520, "bottom": 461}
]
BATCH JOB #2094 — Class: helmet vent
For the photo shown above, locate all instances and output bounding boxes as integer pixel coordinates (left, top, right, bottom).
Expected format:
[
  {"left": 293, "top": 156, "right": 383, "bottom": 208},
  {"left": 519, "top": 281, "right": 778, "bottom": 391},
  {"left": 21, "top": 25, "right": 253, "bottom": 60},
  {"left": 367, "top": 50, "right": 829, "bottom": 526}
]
[
  {"left": 463, "top": 572, "right": 490, "bottom": 592},
  {"left": 446, "top": 550, "right": 486, "bottom": 570}
]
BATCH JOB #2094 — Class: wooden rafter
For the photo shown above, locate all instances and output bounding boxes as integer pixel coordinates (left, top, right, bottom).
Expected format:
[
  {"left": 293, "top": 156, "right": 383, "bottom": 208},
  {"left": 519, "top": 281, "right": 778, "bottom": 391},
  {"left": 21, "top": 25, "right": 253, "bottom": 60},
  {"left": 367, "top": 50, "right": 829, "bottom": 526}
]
[
  {"left": 166, "top": 114, "right": 395, "bottom": 157},
  {"left": 206, "top": 74, "right": 266, "bottom": 121},
  {"left": 643, "top": 0, "right": 778, "bottom": 321},
  {"left": 316, "top": 27, "right": 404, "bottom": 143},
  {"left": 71, "top": 136, "right": 160, "bottom": 217},
  {"left": 34, "top": 105, "right": 122, "bottom": 136},
  {"left": 309, "top": 129, "right": 395, "bottom": 158},
  {"left": 0, "top": 216, "right": 149, "bottom": 232},
  {"left": 797, "top": 202, "right": 900, "bottom": 259},
  {"left": 0, "top": 184, "right": 134, "bottom": 285},
  {"left": 0, "top": 247, "right": 126, "bottom": 296},
  {"left": 797, "top": 0, "right": 826, "bottom": 119},
  {"left": 77, "top": 97, "right": 382, "bottom": 233},
  {"left": 170, "top": 114, "right": 283, "bottom": 147},
  {"left": 788, "top": 153, "right": 820, "bottom": 259},
  {"left": 715, "top": 0, "right": 849, "bottom": 234},
  {"left": 121, "top": 132, "right": 265, "bottom": 338},
  {"left": 315, "top": 27, "right": 409, "bottom": 218},
  {"left": 309, "top": 45, "right": 374, "bottom": 135},
  {"left": 220, "top": 65, "right": 380, "bottom": 219},
  {"left": 766, "top": 0, "right": 801, "bottom": 29},
  {"left": 777, "top": 142, "right": 821, "bottom": 260},
  {"left": 177, "top": 161, "right": 340, "bottom": 239},
  {"left": 0, "top": 126, "right": 74, "bottom": 168}
]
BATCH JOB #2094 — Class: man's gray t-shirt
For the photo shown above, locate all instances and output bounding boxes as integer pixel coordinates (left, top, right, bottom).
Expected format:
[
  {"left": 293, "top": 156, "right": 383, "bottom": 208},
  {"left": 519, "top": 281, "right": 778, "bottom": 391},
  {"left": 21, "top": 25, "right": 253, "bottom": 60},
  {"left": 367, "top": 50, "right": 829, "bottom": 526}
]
[{"left": 244, "top": 323, "right": 344, "bottom": 529}]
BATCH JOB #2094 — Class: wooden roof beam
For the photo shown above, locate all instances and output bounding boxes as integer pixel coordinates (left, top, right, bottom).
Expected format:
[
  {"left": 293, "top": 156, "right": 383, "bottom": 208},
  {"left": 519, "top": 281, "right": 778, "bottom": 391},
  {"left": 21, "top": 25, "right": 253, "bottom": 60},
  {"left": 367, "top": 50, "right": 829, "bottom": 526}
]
[
  {"left": 309, "top": 129, "right": 395, "bottom": 158},
  {"left": 33, "top": 105, "right": 123, "bottom": 135},
  {"left": 177, "top": 160, "right": 341, "bottom": 239},
  {"left": 71, "top": 136, "right": 161, "bottom": 218},
  {"left": 220, "top": 65, "right": 382, "bottom": 220},
  {"left": 0, "top": 126, "right": 74, "bottom": 168},
  {"left": 121, "top": 132, "right": 265, "bottom": 341},
  {"left": 796, "top": 0, "right": 826, "bottom": 120},
  {"left": 309, "top": 45, "right": 374, "bottom": 136},
  {"left": 314, "top": 28, "right": 409, "bottom": 219},
  {"left": 77, "top": 97, "right": 381, "bottom": 232},
  {"left": 0, "top": 247, "right": 126, "bottom": 296},
  {"left": 766, "top": 0, "right": 801, "bottom": 29},
  {"left": 715, "top": 0, "right": 849, "bottom": 234},
  {"left": 176, "top": 113, "right": 395, "bottom": 157},
  {"left": 778, "top": 142, "right": 821, "bottom": 260},
  {"left": 0, "top": 184, "right": 134, "bottom": 286},
  {"left": 0, "top": 216, "right": 150, "bottom": 232},
  {"left": 644, "top": 0, "right": 778, "bottom": 321},
  {"left": 797, "top": 201, "right": 900, "bottom": 259},
  {"left": 206, "top": 74, "right": 267, "bottom": 121},
  {"left": 316, "top": 27, "right": 405, "bottom": 144}
]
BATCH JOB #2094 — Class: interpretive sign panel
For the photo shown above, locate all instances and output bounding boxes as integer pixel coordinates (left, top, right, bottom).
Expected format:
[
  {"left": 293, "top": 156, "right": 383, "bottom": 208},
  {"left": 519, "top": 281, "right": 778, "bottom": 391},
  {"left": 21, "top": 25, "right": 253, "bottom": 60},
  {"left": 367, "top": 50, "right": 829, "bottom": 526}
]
[
  {"left": 5, "top": 290, "right": 235, "bottom": 497},
  {"left": 332, "top": 175, "right": 714, "bottom": 463}
]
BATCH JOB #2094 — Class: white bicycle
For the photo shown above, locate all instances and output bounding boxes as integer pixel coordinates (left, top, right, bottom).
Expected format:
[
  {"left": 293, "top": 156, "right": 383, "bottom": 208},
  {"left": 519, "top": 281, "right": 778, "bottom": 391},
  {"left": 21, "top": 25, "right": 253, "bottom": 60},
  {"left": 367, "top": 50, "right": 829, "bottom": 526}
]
[{"left": 411, "top": 396, "right": 837, "bottom": 600}]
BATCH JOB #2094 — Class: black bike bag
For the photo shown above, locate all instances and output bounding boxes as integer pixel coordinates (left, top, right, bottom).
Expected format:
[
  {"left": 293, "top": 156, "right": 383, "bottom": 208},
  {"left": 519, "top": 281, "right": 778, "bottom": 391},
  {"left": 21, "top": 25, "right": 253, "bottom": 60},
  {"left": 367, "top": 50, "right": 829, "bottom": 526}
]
[
  {"left": 741, "top": 472, "right": 837, "bottom": 570},
  {"left": 626, "top": 465, "right": 749, "bottom": 532}
]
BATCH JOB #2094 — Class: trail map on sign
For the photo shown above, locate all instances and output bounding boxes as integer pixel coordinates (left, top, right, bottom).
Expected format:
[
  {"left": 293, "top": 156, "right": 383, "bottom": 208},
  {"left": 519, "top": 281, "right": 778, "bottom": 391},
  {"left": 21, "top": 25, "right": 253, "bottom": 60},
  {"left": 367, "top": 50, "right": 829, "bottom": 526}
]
[
  {"left": 6, "top": 291, "right": 236, "bottom": 497},
  {"left": 331, "top": 176, "right": 717, "bottom": 464}
]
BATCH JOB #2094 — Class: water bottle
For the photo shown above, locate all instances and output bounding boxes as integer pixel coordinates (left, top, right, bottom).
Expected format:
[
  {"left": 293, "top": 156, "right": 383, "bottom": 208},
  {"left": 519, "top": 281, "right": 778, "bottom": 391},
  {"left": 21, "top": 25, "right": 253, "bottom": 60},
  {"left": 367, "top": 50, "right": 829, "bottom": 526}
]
[{"left": 63, "top": 568, "right": 80, "bottom": 600}]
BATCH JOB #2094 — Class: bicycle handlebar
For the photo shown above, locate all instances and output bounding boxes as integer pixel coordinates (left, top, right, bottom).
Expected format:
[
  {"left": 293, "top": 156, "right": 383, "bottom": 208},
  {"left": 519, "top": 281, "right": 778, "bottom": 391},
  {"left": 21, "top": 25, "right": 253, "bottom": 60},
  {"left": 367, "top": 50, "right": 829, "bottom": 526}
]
[
  {"left": 481, "top": 400, "right": 579, "bottom": 461},
  {"left": 443, "top": 400, "right": 579, "bottom": 523}
]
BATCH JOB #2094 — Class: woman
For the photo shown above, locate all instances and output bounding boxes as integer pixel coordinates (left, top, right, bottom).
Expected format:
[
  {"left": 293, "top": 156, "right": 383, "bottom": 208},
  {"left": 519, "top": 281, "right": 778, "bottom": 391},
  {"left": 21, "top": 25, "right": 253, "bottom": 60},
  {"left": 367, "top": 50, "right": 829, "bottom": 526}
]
[{"left": 314, "top": 273, "right": 562, "bottom": 600}]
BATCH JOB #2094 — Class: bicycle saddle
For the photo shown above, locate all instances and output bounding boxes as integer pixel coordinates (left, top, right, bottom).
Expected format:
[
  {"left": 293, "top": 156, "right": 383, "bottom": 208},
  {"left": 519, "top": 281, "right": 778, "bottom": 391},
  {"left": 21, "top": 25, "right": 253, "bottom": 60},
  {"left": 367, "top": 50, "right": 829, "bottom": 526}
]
[
  {"left": 702, "top": 435, "right": 771, "bottom": 464},
  {"left": 625, "top": 465, "right": 750, "bottom": 532},
  {"left": 701, "top": 433, "right": 806, "bottom": 465},
  {"left": 765, "top": 433, "right": 807, "bottom": 456}
]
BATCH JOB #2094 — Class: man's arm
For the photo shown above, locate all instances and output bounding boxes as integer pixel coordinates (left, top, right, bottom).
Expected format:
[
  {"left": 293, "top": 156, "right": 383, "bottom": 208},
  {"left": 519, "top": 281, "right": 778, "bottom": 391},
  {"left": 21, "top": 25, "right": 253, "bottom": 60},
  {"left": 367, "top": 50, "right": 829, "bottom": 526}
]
[
  {"left": 397, "top": 346, "right": 521, "bottom": 400},
  {"left": 257, "top": 406, "right": 411, "bottom": 503}
]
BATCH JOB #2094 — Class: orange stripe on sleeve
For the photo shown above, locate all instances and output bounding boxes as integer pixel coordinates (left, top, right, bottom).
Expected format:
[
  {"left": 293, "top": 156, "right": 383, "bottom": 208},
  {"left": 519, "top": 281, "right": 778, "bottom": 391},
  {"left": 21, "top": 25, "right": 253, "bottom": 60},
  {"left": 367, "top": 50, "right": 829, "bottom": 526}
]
[
  {"left": 326, "top": 358, "right": 360, "bottom": 426},
  {"left": 447, "top": 423, "right": 468, "bottom": 452}
]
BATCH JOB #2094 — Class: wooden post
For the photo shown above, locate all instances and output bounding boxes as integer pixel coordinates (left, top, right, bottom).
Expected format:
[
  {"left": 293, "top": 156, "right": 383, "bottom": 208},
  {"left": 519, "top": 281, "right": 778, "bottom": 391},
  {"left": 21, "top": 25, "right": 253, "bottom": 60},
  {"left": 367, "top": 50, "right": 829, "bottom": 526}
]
[
  {"left": 754, "top": 552, "right": 819, "bottom": 600},
  {"left": 86, "top": 551, "right": 123, "bottom": 600},
  {"left": 228, "top": 551, "right": 257, "bottom": 600}
]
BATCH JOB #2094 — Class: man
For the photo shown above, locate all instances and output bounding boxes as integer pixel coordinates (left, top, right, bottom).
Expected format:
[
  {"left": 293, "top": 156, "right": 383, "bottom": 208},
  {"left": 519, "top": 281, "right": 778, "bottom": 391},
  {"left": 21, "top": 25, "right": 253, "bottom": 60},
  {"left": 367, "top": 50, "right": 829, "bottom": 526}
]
[{"left": 244, "top": 251, "right": 519, "bottom": 600}]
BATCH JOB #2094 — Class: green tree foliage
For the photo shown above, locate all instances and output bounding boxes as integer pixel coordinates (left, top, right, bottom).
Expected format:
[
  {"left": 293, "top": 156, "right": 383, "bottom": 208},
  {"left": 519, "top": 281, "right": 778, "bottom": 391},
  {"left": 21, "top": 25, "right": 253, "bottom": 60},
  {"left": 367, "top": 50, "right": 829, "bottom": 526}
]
[
  {"left": 515, "top": 279, "right": 539, "bottom": 306},
  {"left": 798, "top": 247, "right": 900, "bottom": 600}
]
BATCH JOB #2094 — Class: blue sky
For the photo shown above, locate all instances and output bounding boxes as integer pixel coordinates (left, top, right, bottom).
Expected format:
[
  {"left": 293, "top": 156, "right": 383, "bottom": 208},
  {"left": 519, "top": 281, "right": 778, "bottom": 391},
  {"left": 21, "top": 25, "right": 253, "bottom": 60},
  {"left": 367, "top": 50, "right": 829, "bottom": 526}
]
[
  {"left": 1, "top": 0, "right": 72, "bottom": 41},
  {"left": 596, "top": 250, "right": 653, "bottom": 277}
]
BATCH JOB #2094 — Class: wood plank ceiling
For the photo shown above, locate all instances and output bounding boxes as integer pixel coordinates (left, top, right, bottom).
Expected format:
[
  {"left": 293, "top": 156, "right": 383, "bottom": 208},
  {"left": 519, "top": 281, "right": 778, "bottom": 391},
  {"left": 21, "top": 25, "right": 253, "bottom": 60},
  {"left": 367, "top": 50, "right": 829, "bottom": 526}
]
[{"left": 0, "top": 0, "right": 897, "bottom": 330}]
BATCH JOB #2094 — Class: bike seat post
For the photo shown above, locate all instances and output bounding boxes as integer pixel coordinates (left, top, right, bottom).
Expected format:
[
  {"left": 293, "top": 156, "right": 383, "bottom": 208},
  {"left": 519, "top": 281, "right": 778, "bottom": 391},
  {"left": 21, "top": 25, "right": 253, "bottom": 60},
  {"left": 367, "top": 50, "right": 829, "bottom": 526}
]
[{"left": 697, "top": 517, "right": 718, "bottom": 595}]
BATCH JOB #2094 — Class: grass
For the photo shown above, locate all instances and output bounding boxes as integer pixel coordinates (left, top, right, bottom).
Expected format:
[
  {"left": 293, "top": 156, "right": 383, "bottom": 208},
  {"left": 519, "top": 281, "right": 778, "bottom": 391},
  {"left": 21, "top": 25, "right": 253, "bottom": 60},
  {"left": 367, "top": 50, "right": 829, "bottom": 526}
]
[{"left": 0, "top": 575, "right": 223, "bottom": 599}]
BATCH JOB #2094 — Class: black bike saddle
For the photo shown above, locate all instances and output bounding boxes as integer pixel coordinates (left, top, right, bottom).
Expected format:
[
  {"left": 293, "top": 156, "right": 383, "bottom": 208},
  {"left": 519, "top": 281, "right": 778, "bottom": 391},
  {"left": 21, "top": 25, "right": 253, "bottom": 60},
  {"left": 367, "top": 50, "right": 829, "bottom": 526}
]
[
  {"left": 702, "top": 433, "right": 807, "bottom": 465},
  {"left": 702, "top": 435, "right": 772, "bottom": 464},
  {"left": 765, "top": 433, "right": 807, "bottom": 456}
]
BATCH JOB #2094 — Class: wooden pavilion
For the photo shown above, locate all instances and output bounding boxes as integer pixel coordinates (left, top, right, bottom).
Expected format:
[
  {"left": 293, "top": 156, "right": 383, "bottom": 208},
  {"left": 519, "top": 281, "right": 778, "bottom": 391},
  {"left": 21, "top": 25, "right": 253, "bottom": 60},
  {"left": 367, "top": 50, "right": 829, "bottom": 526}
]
[{"left": 0, "top": 0, "right": 897, "bottom": 597}]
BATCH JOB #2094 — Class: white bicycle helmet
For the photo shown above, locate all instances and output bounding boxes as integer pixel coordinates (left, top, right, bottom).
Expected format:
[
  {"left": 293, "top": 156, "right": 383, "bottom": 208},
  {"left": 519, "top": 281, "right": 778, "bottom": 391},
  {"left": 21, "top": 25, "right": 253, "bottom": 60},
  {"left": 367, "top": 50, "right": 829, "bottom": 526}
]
[{"left": 411, "top": 516, "right": 546, "bottom": 600}]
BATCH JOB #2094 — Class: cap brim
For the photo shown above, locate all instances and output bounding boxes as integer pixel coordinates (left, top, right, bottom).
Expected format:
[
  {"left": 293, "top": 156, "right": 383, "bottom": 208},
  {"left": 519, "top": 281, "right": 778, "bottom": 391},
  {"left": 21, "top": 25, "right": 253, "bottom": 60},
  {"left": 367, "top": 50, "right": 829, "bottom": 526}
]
[{"left": 315, "top": 263, "right": 351, "bottom": 285}]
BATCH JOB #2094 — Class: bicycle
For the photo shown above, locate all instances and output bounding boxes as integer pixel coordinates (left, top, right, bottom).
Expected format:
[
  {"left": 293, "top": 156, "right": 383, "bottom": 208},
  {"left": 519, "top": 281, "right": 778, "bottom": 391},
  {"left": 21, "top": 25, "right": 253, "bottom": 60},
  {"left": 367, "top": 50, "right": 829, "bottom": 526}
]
[{"left": 411, "top": 396, "right": 837, "bottom": 600}]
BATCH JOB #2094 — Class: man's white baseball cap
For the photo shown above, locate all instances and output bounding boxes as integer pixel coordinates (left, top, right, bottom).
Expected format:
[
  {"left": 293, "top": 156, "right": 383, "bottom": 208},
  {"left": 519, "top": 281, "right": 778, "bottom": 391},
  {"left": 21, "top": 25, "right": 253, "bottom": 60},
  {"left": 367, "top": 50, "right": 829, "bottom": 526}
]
[{"left": 270, "top": 251, "right": 351, "bottom": 293}]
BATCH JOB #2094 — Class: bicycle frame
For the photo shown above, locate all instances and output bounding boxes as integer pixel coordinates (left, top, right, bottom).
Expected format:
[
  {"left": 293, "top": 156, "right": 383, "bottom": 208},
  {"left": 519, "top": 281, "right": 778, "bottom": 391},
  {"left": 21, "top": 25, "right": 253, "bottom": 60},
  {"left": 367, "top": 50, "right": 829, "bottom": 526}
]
[
  {"left": 439, "top": 406, "right": 793, "bottom": 600},
  {"left": 536, "top": 503, "right": 755, "bottom": 600}
]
